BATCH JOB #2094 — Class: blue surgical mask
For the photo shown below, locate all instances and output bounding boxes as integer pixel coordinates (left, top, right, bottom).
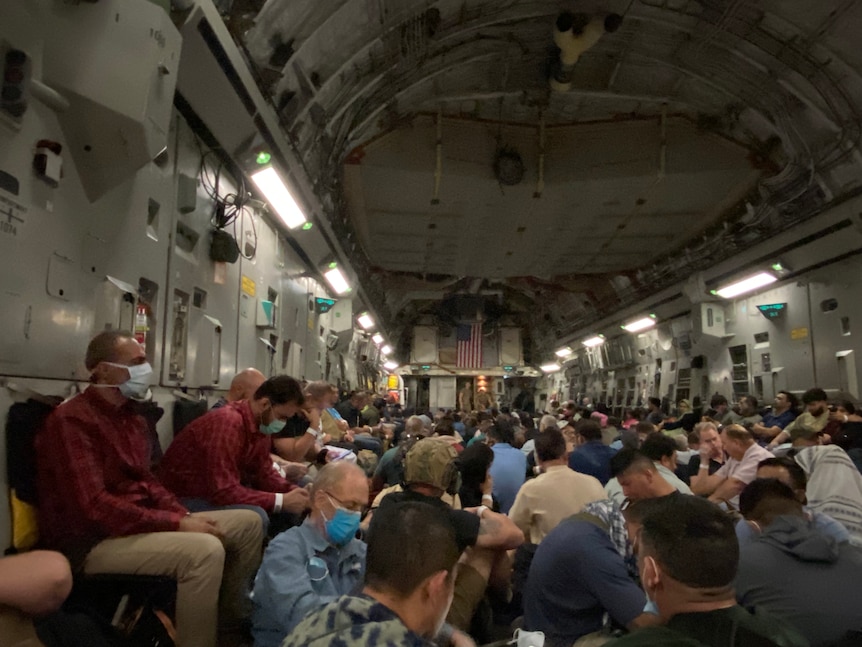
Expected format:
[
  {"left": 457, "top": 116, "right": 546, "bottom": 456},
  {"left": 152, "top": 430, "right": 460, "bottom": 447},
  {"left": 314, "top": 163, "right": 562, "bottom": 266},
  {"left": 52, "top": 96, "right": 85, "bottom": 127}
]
[
  {"left": 105, "top": 362, "right": 152, "bottom": 399},
  {"left": 259, "top": 418, "right": 286, "bottom": 435},
  {"left": 323, "top": 496, "right": 361, "bottom": 546}
]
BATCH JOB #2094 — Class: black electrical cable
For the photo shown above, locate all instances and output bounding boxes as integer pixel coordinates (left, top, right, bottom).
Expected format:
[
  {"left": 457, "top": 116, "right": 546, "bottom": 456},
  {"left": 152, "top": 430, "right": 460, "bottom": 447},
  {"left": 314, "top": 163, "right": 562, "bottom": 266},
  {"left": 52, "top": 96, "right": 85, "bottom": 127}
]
[{"left": 198, "top": 149, "right": 252, "bottom": 232}]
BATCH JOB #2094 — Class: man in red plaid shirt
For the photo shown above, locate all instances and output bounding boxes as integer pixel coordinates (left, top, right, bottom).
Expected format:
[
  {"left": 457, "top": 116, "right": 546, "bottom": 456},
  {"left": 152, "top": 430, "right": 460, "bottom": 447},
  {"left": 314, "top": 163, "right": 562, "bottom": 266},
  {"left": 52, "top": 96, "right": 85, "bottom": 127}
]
[
  {"left": 36, "top": 331, "right": 264, "bottom": 647},
  {"left": 159, "top": 375, "right": 311, "bottom": 536}
]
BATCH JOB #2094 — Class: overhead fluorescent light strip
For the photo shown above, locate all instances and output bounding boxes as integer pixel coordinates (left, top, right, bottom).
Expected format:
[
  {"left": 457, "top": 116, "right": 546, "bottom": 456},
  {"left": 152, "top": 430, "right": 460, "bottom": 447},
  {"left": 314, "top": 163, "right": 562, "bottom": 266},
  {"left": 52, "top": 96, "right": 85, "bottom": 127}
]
[
  {"left": 250, "top": 167, "right": 307, "bottom": 229},
  {"left": 555, "top": 347, "right": 573, "bottom": 358},
  {"left": 714, "top": 272, "right": 777, "bottom": 299},
  {"left": 372, "top": 333, "right": 384, "bottom": 345},
  {"left": 622, "top": 316, "right": 657, "bottom": 333},
  {"left": 540, "top": 363, "right": 561, "bottom": 373},
  {"left": 323, "top": 266, "right": 350, "bottom": 295},
  {"left": 582, "top": 336, "right": 605, "bottom": 347},
  {"left": 383, "top": 361, "right": 398, "bottom": 370},
  {"left": 380, "top": 345, "right": 392, "bottom": 355},
  {"left": 357, "top": 313, "right": 375, "bottom": 330}
]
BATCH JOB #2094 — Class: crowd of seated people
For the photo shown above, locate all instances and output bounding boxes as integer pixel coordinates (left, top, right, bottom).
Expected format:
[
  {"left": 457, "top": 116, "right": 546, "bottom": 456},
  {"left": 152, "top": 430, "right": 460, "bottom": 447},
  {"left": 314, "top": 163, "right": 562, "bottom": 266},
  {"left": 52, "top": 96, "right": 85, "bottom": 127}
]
[{"left": 9, "top": 330, "right": 862, "bottom": 647}]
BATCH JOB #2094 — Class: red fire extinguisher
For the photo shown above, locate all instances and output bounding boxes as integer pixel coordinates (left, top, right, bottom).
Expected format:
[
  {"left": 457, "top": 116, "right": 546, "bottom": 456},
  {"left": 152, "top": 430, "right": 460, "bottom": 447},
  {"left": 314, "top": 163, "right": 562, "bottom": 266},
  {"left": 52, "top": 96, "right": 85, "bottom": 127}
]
[{"left": 134, "top": 303, "right": 149, "bottom": 346}]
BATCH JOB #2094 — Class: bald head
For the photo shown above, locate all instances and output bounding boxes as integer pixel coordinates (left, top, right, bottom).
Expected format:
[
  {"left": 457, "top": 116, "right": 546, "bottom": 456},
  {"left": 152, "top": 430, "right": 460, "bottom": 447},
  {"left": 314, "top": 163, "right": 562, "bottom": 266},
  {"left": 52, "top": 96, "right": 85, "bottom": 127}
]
[{"left": 227, "top": 368, "right": 266, "bottom": 403}]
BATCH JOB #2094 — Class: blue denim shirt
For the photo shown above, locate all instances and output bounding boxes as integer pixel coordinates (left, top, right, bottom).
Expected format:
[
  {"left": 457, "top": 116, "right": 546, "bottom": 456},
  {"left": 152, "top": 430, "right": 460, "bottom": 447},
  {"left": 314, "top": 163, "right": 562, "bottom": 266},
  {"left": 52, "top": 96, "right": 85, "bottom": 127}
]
[{"left": 252, "top": 518, "right": 366, "bottom": 647}]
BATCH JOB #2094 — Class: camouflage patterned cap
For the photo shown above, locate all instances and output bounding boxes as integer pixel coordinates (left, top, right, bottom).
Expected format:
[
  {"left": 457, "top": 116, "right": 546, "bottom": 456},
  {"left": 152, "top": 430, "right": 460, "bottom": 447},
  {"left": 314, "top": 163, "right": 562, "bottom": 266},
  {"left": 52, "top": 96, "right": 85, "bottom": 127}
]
[
  {"left": 403, "top": 437, "right": 460, "bottom": 494},
  {"left": 789, "top": 421, "right": 821, "bottom": 443}
]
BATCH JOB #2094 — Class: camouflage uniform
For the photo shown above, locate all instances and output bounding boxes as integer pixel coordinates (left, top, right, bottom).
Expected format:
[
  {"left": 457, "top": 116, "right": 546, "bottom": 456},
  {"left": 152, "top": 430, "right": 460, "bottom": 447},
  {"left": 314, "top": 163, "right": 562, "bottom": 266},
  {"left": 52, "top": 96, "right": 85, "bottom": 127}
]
[{"left": 281, "top": 594, "right": 432, "bottom": 647}]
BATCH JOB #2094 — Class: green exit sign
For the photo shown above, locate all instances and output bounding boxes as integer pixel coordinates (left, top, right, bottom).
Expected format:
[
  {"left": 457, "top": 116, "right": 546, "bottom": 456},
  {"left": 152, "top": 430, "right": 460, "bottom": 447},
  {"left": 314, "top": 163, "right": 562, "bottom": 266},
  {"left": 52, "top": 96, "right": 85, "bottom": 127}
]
[
  {"left": 503, "top": 365, "right": 514, "bottom": 371},
  {"left": 756, "top": 303, "right": 787, "bottom": 319},
  {"left": 315, "top": 297, "right": 336, "bottom": 314}
]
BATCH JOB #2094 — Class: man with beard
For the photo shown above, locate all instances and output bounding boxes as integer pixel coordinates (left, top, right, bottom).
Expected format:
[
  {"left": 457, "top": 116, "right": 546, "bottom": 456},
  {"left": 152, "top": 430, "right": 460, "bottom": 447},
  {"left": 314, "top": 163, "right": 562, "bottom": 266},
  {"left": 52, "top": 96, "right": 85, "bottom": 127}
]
[{"left": 768, "top": 388, "right": 830, "bottom": 450}]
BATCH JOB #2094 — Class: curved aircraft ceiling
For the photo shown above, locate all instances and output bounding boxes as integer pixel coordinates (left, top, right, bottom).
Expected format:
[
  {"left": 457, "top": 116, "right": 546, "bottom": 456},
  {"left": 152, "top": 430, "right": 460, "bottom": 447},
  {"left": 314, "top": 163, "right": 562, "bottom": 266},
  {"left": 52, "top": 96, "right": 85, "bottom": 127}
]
[{"left": 223, "top": 0, "right": 862, "bottom": 361}]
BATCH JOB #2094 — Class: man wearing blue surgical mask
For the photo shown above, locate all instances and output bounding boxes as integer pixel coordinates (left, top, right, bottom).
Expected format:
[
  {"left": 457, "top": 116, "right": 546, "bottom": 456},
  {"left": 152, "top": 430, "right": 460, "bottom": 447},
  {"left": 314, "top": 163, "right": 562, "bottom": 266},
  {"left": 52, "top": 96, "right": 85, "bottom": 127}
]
[
  {"left": 159, "top": 375, "right": 311, "bottom": 534},
  {"left": 252, "top": 462, "right": 368, "bottom": 647}
]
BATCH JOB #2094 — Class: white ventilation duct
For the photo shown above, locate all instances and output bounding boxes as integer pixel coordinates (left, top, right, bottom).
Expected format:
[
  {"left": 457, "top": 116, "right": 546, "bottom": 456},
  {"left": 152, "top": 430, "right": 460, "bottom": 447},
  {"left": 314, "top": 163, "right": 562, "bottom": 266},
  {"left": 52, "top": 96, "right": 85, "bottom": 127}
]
[{"left": 551, "top": 12, "right": 622, "bottom": 92}]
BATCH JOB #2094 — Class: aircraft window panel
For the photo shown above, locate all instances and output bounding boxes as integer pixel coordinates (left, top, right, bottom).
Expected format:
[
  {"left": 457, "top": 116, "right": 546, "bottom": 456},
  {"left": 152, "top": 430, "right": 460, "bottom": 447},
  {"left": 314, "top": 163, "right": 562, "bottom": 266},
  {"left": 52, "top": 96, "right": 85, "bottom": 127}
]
[
  {"left": 841, "top": 316, "right": 851, "bottom": 336},
  {"left": 821, "top": 298, "right": 838, "bottom": 312}
]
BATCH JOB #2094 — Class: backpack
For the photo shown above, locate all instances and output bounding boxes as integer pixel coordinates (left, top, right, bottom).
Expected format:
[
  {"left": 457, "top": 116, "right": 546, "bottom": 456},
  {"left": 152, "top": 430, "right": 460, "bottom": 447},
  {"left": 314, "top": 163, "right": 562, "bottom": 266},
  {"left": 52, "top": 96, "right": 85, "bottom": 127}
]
[{"left": 5, "top": 396, "right": 63, "bottom": 552}]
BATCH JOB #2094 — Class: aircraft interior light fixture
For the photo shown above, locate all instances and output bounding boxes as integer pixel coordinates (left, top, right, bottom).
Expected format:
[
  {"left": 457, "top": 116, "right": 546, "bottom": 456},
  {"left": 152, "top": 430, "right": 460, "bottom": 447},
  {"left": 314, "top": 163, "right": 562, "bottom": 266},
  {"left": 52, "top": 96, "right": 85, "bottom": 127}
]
[
  {"left": 357, "top": 312, "right": 375, "bottom": 330},
  {"left": 380, "top": 344, "right": 392, "bottom": 355},
  {"left": 323, "top": 264, "right": 350, "bottom": 295},
  {"left": 540, "top": 362, "right": 561, "bottom": 373},
  {"left": 555, "top": 347, "right": 573, "bottom": 358},
  {"left": 250, "top": 166, "right": 307, "bottom": 229},
  {"left": 371, "top": 333, "right": 384, "bottom": 345},
  {"left": 582, "top": 335, "right": 605, "bottom": 347},
  {"left": 622, "top": 315, "right": 657, "bottom": 333},
  {"left": 383, "top": 360, "right": 399, "bottom": 371},
  {"left": 712, "top": 272, "right": 777, "bottom": 299}
]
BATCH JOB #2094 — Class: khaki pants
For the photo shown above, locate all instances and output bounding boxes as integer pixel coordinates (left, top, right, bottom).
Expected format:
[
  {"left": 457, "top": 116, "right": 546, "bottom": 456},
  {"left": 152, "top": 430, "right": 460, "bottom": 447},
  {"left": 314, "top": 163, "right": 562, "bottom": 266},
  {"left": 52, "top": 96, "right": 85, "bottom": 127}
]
[
  {"left": 572, "top": 632, "right": 612, "bottom": 646},
  {"left": 446, "top": 563, "right": 487, "bottom": 631},
  {"left": 0, "top": 607, "right": 43, "bottom": 647},
  {"left": 82, "top": 510, "right": 263, "bottom": 647}
]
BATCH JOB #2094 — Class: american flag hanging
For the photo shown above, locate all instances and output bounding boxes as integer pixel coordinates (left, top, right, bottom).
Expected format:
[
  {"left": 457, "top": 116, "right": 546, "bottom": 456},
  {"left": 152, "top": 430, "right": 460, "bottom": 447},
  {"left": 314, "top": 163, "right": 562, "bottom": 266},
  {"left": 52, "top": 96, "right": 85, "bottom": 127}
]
[{"left": 456, "top": 322, "right": 483, "bottom": 368}]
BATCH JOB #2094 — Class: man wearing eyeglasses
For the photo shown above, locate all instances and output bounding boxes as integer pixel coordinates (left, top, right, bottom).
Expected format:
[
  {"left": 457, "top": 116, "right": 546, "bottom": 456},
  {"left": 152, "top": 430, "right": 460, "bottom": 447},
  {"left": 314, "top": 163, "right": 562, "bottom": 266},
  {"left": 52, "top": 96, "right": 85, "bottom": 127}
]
[{"left": 251, "top": 461, "right": 369, "bottom": 647}]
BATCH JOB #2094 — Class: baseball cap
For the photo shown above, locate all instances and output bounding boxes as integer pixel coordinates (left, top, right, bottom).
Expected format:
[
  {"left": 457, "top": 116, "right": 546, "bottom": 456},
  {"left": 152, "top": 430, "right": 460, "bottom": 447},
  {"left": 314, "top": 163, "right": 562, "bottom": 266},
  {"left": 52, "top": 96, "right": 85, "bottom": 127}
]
[{"left": 403, "top": 438, "right": 459, "bottom": 494}]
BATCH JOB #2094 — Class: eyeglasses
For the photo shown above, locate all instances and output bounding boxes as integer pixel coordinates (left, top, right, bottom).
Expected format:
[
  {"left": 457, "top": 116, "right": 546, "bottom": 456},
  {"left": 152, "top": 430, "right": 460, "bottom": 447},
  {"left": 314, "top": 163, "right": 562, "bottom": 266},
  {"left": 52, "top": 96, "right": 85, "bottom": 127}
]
[
  {"left": 307, "top": 556, "right": 329, "bottom": 582},
  {"left": 325, "top": 491, "right": 366, "bottom": 514}
]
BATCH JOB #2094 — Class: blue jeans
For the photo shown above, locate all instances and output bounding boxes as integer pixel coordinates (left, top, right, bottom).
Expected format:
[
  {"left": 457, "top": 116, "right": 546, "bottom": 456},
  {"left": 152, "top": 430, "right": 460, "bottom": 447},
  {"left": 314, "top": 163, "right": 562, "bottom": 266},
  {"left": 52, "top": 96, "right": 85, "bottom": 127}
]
[
  {"left": 181, "top": 498, "right": 304, "bottom": 538},
  {"left": 353, "top": 435, "right": 383, "bottom": 456}
]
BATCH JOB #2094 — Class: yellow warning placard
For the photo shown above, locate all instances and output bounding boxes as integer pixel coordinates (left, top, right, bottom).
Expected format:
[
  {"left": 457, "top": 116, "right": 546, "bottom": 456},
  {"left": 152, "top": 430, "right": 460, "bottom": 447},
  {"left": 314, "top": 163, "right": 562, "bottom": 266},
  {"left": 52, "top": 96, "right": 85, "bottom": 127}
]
[
  {"left": 241, "top": 275, "right": 256, "bottom": 297},
  {"left": 387, "top": 375, "right": 399, "bottom": 389},
  {"left": 791, "top": 327, "right": 809, "bottom": 340}
]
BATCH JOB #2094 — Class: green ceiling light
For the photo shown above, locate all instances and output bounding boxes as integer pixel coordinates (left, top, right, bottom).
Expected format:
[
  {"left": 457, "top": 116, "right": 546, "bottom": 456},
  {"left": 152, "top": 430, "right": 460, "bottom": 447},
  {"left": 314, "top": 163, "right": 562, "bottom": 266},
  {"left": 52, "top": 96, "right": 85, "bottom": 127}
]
[
  {"left": 771, "top": 262, "right": 784, "bottom": 272},
  {"left": 328, "top": 261, "right": 338, "bottom": 269},
  {"left": 255, "top": 151, "right": 272, "bottom": 165},
  {"left": 302, "top": 222, "right": 313, "bottom": 230}
]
